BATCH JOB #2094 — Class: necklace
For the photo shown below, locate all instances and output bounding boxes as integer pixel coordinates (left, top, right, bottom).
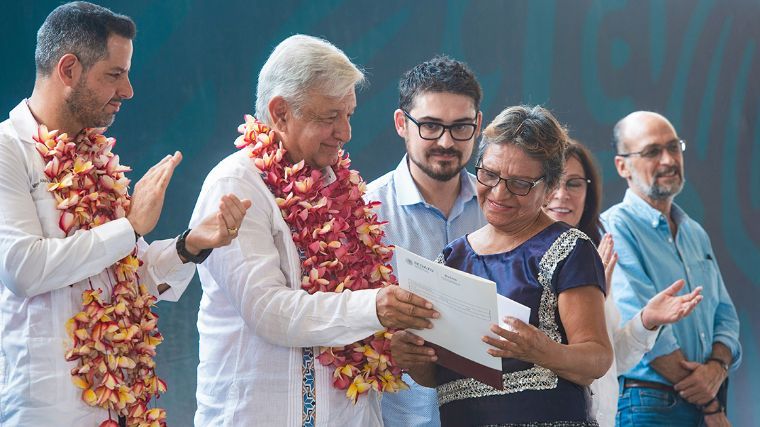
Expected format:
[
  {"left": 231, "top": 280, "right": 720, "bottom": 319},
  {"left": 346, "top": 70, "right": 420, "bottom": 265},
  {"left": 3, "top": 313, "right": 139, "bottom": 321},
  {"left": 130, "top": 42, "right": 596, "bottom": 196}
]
[
  {"left": 35, "top": 125, "right": 167, "bottom": 427},
  {"left": 235, "top": 115, "right": 407, "bottom": 402}
]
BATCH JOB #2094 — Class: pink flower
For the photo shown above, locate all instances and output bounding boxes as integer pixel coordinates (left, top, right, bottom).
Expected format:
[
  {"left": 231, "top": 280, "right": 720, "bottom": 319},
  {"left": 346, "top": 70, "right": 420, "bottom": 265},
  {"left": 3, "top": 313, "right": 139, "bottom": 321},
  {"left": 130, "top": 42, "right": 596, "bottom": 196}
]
[{"left": 35, "top": 125, "right": 168, "bottom": 424}]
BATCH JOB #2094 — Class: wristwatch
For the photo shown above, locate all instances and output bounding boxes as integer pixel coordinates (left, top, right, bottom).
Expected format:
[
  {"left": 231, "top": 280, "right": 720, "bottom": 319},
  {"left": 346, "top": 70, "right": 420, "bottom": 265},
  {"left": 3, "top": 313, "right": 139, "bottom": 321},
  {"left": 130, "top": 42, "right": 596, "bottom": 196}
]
[{"left": 176, "top": 229, "right": 212, "bottom": 264}]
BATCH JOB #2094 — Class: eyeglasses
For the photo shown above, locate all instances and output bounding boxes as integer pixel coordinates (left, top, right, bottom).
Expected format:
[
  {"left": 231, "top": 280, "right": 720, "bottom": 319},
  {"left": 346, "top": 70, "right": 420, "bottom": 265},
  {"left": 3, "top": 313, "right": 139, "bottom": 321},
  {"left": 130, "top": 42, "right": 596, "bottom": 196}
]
[
  {"left": 475, "top": 166, "right": 545, "bottom": 196},
  {"left": 402, "top": 110, "right": 477, "bottom": 141},
  {"left": 559, "top": 177, "right": 591, "bottom": 193},
  {"left": 617, "top": 139, "right": 686, "bottom": 159}
]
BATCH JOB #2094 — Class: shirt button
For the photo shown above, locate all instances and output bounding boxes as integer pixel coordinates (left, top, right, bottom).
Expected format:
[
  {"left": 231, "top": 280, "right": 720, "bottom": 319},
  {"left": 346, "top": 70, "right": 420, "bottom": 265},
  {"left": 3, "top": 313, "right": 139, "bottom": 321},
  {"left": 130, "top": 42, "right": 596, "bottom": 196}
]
[{"left": 668, "top": 238, "right": 673, "bottom": 243}]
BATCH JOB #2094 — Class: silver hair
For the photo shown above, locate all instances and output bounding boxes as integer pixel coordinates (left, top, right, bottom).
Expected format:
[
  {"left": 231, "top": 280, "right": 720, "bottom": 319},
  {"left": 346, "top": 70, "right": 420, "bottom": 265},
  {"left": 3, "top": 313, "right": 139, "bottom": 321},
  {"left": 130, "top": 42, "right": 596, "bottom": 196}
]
[{"left": 254, "top": 34, "right": 365, "bottom": 125}]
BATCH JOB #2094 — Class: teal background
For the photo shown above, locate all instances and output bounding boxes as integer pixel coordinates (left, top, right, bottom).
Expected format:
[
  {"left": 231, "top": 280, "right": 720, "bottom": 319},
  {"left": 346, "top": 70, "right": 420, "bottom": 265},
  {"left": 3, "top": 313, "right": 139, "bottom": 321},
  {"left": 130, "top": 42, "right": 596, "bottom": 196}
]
[{"left": 2, "top": 1, "right": 758, "bottom": 425}]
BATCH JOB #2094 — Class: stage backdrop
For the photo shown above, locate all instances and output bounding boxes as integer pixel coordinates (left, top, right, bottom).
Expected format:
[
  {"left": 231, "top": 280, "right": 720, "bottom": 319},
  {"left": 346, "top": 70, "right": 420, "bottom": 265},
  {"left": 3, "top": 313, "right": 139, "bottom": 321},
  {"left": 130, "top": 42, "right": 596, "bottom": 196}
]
[{"left": 2, "top": 1, "right": 758, "bottom": 425}]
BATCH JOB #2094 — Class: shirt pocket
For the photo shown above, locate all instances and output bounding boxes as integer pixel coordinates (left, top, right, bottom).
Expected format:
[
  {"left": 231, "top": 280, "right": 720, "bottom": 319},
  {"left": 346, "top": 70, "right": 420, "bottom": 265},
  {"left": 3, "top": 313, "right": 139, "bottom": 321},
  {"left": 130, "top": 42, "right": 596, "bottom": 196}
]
[
  {"left": 28, "top": 337, "right": 66, "bottom": 406},
  {"left": 696, "top": 258, "right": 718, "bottom": 282}
]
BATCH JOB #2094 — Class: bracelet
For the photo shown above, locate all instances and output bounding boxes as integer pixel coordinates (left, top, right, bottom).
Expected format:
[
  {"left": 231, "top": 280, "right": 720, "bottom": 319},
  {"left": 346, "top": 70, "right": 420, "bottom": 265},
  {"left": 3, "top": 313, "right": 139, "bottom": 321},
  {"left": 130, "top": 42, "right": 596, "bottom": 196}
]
[
  {"left": 706, "top": 357, "right": 729, "bottom": 373},
  {"left": 702, "top": 398, "right": 724, "bottom": 415},
  {"left": 176, "top": 229, "right": 213, "bottom": 264}
]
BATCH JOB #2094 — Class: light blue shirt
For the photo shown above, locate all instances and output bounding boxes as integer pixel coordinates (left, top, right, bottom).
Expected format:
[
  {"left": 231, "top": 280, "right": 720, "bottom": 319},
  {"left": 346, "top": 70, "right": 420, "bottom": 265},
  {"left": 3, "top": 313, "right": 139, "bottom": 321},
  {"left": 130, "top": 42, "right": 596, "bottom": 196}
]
[
  {"left": 365, "top": 155, "right": 486, "bottom": 427},
  {"left": 601, "top": 190, "right": 742, "bottom": 385}
]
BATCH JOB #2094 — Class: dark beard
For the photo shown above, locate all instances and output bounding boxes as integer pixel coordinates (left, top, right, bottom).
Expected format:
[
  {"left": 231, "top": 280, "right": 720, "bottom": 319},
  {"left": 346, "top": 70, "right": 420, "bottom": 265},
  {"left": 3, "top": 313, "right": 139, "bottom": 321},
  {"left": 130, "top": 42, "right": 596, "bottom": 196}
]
[
  {"left": 66, "top": 78, "right": 116, "bottom": 129},
  {"left": 409, "top": 148, "right": 467, "bottom": 182}
]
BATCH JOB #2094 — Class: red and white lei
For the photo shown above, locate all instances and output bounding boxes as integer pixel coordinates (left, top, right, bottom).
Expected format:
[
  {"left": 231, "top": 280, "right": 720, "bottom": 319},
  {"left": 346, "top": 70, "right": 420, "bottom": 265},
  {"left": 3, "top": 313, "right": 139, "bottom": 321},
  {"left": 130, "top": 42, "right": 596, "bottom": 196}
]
[
  {"left": 34, "top": 125, "right": 167, "bottom": 427},
  {"left": 235, "top": 115, "right": 407, "bottom": 403}
]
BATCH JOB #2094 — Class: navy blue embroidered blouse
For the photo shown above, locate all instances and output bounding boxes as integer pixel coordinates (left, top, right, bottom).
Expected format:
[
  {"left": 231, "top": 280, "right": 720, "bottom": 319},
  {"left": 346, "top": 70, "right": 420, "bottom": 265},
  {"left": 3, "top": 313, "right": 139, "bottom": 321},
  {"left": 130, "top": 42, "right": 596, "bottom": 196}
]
[{"left": 435, "top": 222, "right": 606, "bottom": 426}]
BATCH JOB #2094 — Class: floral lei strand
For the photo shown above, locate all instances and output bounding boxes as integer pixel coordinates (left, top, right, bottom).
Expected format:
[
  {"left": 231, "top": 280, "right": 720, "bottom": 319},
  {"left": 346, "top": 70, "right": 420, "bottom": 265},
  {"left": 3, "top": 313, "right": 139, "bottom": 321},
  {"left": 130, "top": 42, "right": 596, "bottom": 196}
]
[
  {"left": 235, "top": 115, "right": 408, "bottom": 403},
  {"left": 34, "top": 126, "right": 168, "bottom": 427}
]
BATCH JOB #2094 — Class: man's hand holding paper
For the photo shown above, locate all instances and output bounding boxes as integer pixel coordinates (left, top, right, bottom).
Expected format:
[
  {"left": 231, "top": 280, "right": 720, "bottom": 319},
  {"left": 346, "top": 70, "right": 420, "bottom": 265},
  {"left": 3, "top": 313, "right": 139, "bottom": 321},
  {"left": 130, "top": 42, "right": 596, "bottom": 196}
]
[{"left": 393, "top": 247, "right": 531, "bottom": 388}]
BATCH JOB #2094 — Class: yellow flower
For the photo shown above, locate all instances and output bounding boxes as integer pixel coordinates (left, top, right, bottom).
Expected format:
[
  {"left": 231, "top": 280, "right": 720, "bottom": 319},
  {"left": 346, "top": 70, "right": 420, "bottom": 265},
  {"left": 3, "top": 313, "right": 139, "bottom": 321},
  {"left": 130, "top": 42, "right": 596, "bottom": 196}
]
[{"left": 346, "top": 376, "right": 372, "bottom": 404}]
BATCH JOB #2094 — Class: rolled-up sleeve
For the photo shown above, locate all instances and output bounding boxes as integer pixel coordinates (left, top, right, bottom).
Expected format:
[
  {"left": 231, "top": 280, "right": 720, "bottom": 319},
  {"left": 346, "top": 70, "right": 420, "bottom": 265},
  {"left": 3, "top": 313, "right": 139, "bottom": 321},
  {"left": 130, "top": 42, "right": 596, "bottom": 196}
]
[{"left": 709, "top": 253, "right": 742, "bottom": 370}]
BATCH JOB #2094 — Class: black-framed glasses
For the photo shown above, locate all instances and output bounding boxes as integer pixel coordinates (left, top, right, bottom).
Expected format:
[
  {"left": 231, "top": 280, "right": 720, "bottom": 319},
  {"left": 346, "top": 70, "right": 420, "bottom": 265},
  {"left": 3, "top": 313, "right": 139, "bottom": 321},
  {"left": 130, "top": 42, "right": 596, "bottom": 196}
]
[
  {"left": 475, "top": 166, "right": 545, "bottom": 196},
  {"left": 559, "top": 177, "right": 591, "bottom": 193},
  {"left": 402, "top": 110, "right": 477, "bottom": 141},
  {"left": 617, "top": 139, "right": 686, "bottom": 159}
]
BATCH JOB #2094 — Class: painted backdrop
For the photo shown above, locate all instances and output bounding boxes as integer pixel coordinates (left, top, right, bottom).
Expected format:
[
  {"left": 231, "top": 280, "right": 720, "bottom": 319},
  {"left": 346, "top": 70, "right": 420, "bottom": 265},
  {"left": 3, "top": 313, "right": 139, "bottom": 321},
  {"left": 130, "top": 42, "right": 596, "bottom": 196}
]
[{"left": 2, "top": 1, "right": 758, "bottom": 425}]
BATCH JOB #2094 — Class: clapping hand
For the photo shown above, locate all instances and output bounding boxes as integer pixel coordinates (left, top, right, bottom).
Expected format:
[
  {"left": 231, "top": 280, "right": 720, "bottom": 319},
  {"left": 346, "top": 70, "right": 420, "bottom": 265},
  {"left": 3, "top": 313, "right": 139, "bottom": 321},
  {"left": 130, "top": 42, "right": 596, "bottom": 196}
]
[
  {"left": 597, "top": 233, "right": 618, "bottom": 294},
  {"left": 640, "top": 280, "right": 702, "bottom": 330},
  {"left": 127, "top": 152, "right": 182, "bottom": 236}
]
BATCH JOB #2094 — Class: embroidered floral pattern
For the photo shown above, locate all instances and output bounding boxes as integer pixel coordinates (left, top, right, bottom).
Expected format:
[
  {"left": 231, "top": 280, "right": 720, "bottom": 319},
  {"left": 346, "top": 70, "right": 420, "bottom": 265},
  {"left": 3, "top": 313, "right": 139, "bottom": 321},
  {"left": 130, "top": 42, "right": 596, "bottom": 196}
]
[
  {"left": 234, "top": 115, "right": 407, "bottom": 403},
  {"left": 34, "top": 125, "right": 167, "bottom": 427}
]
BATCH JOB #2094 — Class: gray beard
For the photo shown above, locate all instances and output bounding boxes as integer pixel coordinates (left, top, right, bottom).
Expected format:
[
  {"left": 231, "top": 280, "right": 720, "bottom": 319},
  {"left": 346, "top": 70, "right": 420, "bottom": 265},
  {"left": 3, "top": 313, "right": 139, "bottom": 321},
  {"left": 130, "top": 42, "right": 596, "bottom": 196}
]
[{"left": 647, "top": 180, "right": 684, "bottom": 200}]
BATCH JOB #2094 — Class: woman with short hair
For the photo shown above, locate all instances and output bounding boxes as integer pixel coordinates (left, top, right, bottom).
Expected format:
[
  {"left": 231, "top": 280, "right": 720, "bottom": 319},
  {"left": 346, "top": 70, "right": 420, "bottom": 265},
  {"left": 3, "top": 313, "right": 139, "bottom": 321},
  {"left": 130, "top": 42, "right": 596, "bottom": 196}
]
[{"left": 392, "top": 105, "right": 613, "bottom": 426}]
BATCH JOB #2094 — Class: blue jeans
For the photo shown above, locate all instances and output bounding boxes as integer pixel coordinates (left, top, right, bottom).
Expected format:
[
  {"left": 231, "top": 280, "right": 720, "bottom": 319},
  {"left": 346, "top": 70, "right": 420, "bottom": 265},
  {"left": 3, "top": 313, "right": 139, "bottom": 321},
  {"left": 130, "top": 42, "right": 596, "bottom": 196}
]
[{"left": 616, "top": 382, "right": 704, "bottom": 427}]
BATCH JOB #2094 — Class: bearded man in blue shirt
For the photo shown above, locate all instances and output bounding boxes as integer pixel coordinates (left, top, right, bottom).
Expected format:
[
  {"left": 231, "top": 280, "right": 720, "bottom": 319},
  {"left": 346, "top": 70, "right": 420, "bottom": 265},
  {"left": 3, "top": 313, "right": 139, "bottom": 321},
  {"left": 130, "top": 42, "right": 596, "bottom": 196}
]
[
  {"left": 365, "top": 56, "right": 486, "bottom": 427},
  {"left": 602, "top": 111, "right": 740, "bottom": 427}
]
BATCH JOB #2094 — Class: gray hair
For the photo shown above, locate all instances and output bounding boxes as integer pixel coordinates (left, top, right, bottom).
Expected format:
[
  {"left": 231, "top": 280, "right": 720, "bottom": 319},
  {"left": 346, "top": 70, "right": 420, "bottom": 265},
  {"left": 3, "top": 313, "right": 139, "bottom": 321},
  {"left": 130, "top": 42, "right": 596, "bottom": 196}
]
[
  {"left": 35, "top": 1, "right": 136, "bottom": 76},
  {"left": 254, "top": 34, "right": 365, "bottom": 125},
  {"left": 478, "top": 105, "right": 569, "bottom": 191}
]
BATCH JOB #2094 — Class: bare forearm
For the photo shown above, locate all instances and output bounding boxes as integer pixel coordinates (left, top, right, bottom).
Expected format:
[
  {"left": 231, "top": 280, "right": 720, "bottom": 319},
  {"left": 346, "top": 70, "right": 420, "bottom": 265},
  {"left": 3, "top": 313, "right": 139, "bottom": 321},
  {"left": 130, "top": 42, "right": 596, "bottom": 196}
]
[
  {"left": 406, "top": 362, "right": 437, "bottom": 388},
  {"left": 650, "top": 349, "right": 691, "bottom": 383},
  {"left": 536, "top": 340, "right": 612, "bottom": 386},
  {"left": 545, "top": 286, "right": 612, "bottom": 386},
  {"left": 711, "top": 342, "right": 732, "bottom": 365}
]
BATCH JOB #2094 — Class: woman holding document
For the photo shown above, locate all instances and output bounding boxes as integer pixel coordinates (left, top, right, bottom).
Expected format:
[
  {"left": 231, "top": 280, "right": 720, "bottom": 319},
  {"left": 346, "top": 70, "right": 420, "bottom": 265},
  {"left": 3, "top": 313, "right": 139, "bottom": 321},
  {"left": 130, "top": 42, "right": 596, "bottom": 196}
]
[{"left": 391, "top": 105, "right": 612, "bottom": 426}]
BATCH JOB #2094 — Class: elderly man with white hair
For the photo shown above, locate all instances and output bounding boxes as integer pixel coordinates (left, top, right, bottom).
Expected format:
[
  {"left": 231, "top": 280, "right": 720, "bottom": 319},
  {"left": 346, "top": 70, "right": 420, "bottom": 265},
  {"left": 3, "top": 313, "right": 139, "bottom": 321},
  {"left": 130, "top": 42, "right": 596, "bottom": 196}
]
[{"left": 190, "top": 35, "right": 438, "bottom": 426}]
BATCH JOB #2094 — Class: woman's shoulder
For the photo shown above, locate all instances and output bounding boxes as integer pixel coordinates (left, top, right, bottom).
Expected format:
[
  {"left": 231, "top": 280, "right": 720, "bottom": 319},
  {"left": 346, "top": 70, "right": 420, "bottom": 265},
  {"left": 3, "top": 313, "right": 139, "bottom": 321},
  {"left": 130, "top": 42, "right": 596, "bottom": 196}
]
[
  {"left": 441, "top": 234, "right": 475, "bottom": 263},
  {"left": 526, "top": 221, "right": 587, "bottom": 251}
]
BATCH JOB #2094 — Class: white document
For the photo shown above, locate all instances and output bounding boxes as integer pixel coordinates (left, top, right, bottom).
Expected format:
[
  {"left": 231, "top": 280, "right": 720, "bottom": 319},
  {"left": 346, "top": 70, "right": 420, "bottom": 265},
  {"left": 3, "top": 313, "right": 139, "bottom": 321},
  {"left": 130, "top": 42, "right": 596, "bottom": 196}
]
[
  {"left": 497, "top": 294, "right": 531, "bottom": 331},
  {"left": 395, "top": 246, "right": 502, "bottom": 372}
]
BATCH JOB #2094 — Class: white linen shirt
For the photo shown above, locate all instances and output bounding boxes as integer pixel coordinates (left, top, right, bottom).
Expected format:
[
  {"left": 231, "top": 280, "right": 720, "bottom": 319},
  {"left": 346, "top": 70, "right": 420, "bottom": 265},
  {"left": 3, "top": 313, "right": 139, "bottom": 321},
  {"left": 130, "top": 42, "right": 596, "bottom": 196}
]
[
  {"left": 590, "top": 296, "right": 658, "bottom": 427},
  {"left": 0, "top": 100, "right": 195, "bottom": 426},
  {"left": 190, "top": 149, "right": 385, "bottom": 427}
]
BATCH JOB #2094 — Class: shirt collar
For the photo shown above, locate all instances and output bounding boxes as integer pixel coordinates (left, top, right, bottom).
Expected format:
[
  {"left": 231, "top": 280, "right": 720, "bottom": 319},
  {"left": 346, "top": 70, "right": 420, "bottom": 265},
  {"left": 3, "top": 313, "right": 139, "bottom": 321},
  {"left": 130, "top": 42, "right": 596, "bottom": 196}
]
[
  {"left": 9, "top": 99, "right": 39, "bottom": 145},
  {"left": 392, "top": 154, "right": 478, "bottom": 207},
  {"left": 623, "top": 188, "right": 688, "bottom": 228}
]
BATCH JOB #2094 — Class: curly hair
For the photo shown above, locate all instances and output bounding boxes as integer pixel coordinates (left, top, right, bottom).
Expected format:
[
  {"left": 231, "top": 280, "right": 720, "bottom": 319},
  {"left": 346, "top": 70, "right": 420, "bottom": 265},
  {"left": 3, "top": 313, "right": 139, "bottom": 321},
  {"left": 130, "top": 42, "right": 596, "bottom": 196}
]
[{"left": 478, "top": 105, "right": 569, "bottom": 191}]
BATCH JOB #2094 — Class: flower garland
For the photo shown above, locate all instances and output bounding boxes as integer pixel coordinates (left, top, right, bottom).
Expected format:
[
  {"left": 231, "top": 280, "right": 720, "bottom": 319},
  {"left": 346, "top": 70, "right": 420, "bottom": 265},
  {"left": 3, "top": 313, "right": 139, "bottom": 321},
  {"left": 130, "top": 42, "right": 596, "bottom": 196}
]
[
  {"left": 34, "top": 125, "right": 167, "bottom": 427},
  {"left": 234, "top": 115, "right": 408, "bottom": 403}
]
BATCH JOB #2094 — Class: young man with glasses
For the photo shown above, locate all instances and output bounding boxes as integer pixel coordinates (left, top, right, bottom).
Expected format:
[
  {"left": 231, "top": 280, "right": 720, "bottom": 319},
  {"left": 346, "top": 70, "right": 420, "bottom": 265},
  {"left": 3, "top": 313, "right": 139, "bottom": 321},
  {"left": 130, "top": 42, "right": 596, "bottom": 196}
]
[
  {"left": 365, "top": 56, "right": 486, "bottom": 427},
  {"left": 602, "top": 111, "right": 741, "bottom": 427}
]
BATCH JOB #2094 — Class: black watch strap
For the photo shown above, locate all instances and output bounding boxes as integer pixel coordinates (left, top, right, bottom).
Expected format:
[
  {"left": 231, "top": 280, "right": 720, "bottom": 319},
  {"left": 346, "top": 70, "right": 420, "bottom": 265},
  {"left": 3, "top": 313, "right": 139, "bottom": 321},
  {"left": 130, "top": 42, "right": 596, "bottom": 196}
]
[{"left": 176, "top": 229, "right": 212, "bottom": 264}]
